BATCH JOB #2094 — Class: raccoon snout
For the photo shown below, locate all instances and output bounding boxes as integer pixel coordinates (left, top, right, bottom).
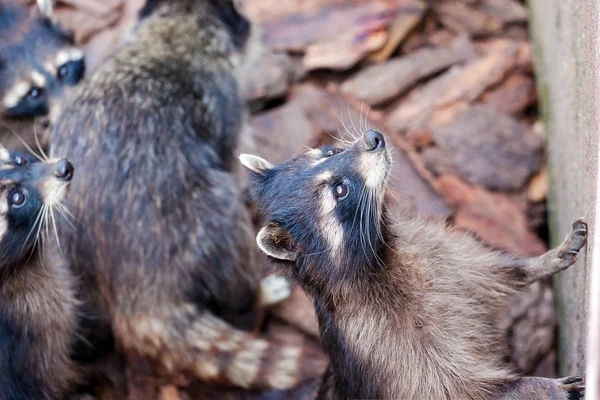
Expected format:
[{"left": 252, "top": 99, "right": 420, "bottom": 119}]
[
  {"left": 55, "top": 159, "right": 74, "bottom": 181},
  {"left": 364, "top": 129, "right": 385, "bottom": 152}
]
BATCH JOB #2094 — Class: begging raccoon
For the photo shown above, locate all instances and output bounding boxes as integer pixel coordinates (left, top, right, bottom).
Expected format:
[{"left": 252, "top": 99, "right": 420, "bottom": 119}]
[
  {"left": 0, "top": 145, "right": 79, "bottom": 400},
  {"left": 243, "top": 129, "right": 586, "bottom": 400},
  {"left": 51, "top": 0, "right": 326, "bottom": 391},
  {"left": 0, "top": 0, "right": 84, "bottom": 152}
]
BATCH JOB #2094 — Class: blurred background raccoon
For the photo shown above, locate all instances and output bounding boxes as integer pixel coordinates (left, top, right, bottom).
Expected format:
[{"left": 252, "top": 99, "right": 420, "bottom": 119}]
[
  {"left": 0, "top": 145, "right": 79, "bottom": 400},
  {"left": 0, "top": 0, "right": 85, "bottom": 153},
  {"left": 51, "top": 0, "right": 326, "bottom": 392}
]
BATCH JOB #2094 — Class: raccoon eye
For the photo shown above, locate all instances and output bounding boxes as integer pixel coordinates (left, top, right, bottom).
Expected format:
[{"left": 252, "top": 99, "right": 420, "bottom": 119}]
[
  {"left": 57, "top": 64, "right": 69, "bottom": 79},
  {"left": 324, "top": 148, "right": 343, "bottom": 157},
  {"left": 57, "top": 60, "right": 85, "bottom": 85},
  {"left": 9, "top": 190, "right": 25, "bottom": 208},
  {"left": 27, "top": 86, "right": 44, "bottom": 100},
  {"left": 13, "top": 155, "right": 27, "bottom": 165},
  {"left": 334, "top": 182, "right": 349, "bottom": 201}
]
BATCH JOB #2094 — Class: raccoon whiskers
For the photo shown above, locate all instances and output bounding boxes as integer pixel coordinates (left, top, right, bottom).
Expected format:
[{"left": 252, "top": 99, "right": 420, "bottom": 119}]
[
  {"left": 26, "top": 204, "right": 49, "bottom": 267},
  {"left": 338, "top": 109, "right": 361, "bottom": 146},
  {"left": 56, "top": 140, "right": 98, "bottom": 165},
  {"left": 33, "top": 206, "right": 46, "bottom": 253},
  {"left": 358, "top": 103, "right": 372, "bottom": 135},
  {"left": 351, "top": 183, "right": 368, "bottom": 235},
  {"left": 366, "top": 189, "right": 386, "bottom": 269},
  {"left": 33, "top": 117, "right": 49, "bottom": 162},
  {"left": 347, "top": 105, "right": 362, "bottom": 141},
  {"left": 358, "top": 185, "right": 373, "bottom": 270},
  {"left": 0, "top": 120, "right": 46, "bottom": 162},
  {"left": 56, "top": 203, "right": 77, "bottom": 229},
  {"left": 21, "top": 205, "right": 45, "bottom": 256},
  {"left": 50, "top": 206, "right": 63, "bottom": 255}
]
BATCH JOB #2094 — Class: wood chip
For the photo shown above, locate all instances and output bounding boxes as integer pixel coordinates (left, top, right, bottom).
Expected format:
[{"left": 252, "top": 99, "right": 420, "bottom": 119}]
[
  {"left": 271, "top": 286, "right": 320, "bottom": 338},
  {"left": 249, "top": 101, "right": 318, "bottom": 165},
  {"left": 304, "top": 27, "right": 388, "bottom": 71},
  {"left": 240, "top": 48, "right": 305, "bottom": 106},
  {"left": 428, "top": 104, "right": 544, "bottom": 191},
  {"left": 368, "top": 0, "right": 427, "bottom": 62},
  {"left": 479, "top": 0, "right": 528, "bottom": 25},
  {"left": 159, "top": 386, "right": 182, "bottom": 400},
  {"left": 58, "top": 0, "right": 122, "bottom": 16},
  {"left": 482, "top": 73, "right": 537, "bottom": 115},
  {"left": 342, "top": 34, "right": 476, "bottom": 106},
  {"left": 387, "top": 40, "right": 520, "bottom": 134},
  {"left": 402, "top": 27, "right": 455, "bottom": 53},
  {"left": 434, "top": 2, "right": 503, "bottom": 37},
  {"left": 437, "top": 175, "right": 547, "bottom": 257},
  {"left": 527, "top": 164, "right": 549, "bottom": 203},
  {"left": 54, "top": 0, "right": 123, "bottom": 43},
  {"left": 244, "top": 0, "right": 400, "bottom": 52}
]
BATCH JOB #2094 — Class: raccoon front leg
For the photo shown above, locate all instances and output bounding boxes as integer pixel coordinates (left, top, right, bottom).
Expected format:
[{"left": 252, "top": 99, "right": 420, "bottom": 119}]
[
  {"left": 496, "top": 376, "right": 585, "bottom": 399},
  {"left": 496, "top": 219, "right": 587, "bottom": 287},
  {"left": 113, "top": 303, "right": 327, "bottom": 391}
]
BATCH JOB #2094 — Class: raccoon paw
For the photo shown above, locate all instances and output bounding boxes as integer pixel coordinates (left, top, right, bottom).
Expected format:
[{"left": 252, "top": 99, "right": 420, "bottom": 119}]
[
  {"left": 557, "top": 376, "right": 585, "bottom": 399},
  {"left": 258, "top": 275, "right": 292, "bottom": 307},
  {"left": 557, "top": 219, "right": 588, "bottom": 268}
]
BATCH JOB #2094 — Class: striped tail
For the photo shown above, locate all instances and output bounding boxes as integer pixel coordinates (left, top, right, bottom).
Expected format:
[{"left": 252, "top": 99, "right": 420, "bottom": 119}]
[{"left": 115, "top": 305, "right": 328, "bottom": 391}]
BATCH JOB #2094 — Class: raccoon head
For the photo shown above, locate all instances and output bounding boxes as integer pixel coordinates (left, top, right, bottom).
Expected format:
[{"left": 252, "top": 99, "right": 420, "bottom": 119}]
[
  {"left": 242, "top": 130, "right": 392, "bottom": 289},
  {"left": 0, "top": 1, "right": 85, "bottom": 120},
  {"left": 0, "top": 143, "right": 74, "bottom": 271},
  {"left": 138, "top": 0, "right": 250, "bottom": 50}
]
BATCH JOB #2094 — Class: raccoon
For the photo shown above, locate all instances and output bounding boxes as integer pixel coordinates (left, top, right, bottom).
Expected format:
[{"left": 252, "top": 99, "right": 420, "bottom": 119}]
[
  {"left": 0, "top": 145, "right": 79, "bottom": 400},
  {"left": 0, "top": 0, "right": 84, "bottom": 152},
  {"left": 242, "top": 129, "right": 586, "bottom": 399},
  {"left": 51, "top": 0, "right": 326, "bottom": 391}
]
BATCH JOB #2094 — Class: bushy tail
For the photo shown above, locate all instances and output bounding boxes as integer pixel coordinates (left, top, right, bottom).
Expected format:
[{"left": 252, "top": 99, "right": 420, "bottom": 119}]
[{"left": 114, "top": 305, "right": 328, "bottom": 391}]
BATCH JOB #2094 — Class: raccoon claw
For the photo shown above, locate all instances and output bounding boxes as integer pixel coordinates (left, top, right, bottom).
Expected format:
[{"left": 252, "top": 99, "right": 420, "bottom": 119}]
[
  {"left": 258, "top": 275, "right": 292, "bottom": 307},
  {"left": 558, "top": 376, "right": 585, "bottom": 400},
  {"left": 561, "top": 376, "right": 583, "bottom": 384},
  {"left": 557, "top": 219, "right": 587, "bottom": 267}
]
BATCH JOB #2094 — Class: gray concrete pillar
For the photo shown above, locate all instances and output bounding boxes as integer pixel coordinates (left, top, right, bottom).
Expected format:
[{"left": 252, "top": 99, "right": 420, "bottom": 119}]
[{"left": 528, "top": 0, "right": 599, "bottom": 381}]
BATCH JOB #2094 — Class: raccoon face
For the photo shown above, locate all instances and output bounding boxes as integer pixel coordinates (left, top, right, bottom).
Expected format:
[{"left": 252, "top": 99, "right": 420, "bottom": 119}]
[
  {"left": 0, "top": 144, "right": 73, "bottom": 270},
  {"left": 0, "top": 2, "right": 85, "bottom": 119},
  {"left": 242, "top": 130, "right": 392, "bottom": 283}
]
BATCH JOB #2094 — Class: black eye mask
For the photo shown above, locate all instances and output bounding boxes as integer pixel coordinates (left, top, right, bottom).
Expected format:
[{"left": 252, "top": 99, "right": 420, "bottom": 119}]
[
  {"left": 5, "top": 86, "right": 48, "bottom": 118},
  {"left": 57, "top": 59, "right": 85, "bottom": 86}
]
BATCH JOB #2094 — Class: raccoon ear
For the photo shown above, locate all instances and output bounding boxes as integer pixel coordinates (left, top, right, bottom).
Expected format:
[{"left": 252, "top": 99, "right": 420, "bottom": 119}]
[
  {"left": 239, "top": 154, "right": 273, "bottom": 175},
  {"left": 257, "top": 223, "right": 297, "bottom": 262},
  {"left": 36, "top": 0, "right": 54, "bottom": 20}
]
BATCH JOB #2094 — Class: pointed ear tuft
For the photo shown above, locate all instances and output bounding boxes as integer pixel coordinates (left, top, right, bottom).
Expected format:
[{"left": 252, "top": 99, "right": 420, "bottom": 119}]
[
  {"left": 239, "top": 153, "right": 273, "bottom": 175},
  {"left": 257, "top": 223, "right": 297, "bottom": 261}
]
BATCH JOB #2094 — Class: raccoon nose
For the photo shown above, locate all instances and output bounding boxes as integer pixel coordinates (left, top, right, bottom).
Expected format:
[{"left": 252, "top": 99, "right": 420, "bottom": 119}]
[
  {"left": 364, "top": 129, "right": 385, "bottom": 152},
  {"left": 55, "top": 159, "right": 74, "bottom": 182}
]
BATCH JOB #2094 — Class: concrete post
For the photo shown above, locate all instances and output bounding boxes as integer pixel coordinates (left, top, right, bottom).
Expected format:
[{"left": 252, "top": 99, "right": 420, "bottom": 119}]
[{"left": 528, "top": 0, "right": 599, "bottom": 381}]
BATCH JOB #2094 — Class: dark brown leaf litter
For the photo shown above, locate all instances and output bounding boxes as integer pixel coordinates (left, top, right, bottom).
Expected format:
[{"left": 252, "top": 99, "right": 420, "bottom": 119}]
[
  {"left": 436, "top": 175, "right": 546, "bottom": 257},
  {"left": 387, "top": 39, "right": 525, "bottom": 135},
  {"left": 341, "top": 34, "right": 477, "bottom": 106},
  {"left": 433, "top": 0, "right": 527, "bottom": 38},
  {"left": 482, "top": 73, "right": 538, "bottom": 115},
  {"left": 240, "top": 0, "right": 427, "bottom": 70},
  {"left": 240, "top": 46, "right": 306, "bottom": 108},
  {"left": 424, "top": 104, "right": 544, "bottom": 191}
]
